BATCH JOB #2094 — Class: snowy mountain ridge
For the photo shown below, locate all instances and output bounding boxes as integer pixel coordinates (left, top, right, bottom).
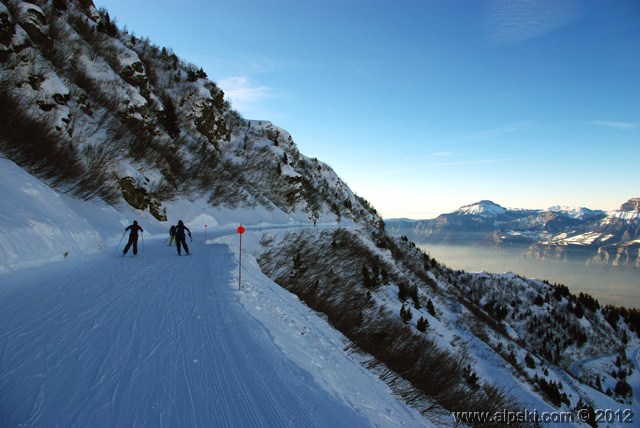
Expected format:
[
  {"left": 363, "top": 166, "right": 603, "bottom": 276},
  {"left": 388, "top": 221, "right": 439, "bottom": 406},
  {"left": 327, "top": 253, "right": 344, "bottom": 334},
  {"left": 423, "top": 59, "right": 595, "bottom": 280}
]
[
  {"left": 546, "top": 206, "right": 605, "bottom": 220},
  {"left": 455, "top": 200, "right": 509, "bottom": 217},
  {"left": 1, "top": 0, "right": 376, "bottom": 229},
  {"left": 387, "top": 199, "right": 640, "bottom": 268},
  {"left": 1, "top": 1, "right": 639, "bottom": 426}
]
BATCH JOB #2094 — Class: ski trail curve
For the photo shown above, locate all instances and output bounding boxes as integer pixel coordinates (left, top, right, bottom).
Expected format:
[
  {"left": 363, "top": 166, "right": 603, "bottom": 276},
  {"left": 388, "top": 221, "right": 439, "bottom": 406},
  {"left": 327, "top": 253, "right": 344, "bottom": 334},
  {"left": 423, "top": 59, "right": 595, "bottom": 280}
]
[{"left": 0, "top": 234, "right": 370, "bottom": 427}]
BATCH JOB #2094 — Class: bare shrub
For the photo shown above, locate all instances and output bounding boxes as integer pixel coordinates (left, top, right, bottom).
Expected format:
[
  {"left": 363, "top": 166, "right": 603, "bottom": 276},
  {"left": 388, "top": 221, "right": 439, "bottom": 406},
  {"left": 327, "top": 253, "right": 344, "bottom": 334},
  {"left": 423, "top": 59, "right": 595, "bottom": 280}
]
[
  {"left": 0, "top": 89, "right": 84, "bottom": 188},
  {"left": 75, "top": 141, "right": 121, "bottom": 203},
  {"left": 258, "top": 229, "right": 532, "bottom": 426},
  {"left": 0, "top": 88, "right": 121, "bottom": 202}
]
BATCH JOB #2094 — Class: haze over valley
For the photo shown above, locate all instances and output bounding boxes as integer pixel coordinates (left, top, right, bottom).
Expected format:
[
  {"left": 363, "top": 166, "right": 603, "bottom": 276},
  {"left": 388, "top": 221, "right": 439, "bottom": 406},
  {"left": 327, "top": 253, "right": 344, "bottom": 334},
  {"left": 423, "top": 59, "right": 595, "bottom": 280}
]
[
  {"left": 416, "top": 244, "right": 639, "bottom": 308},
  {"left": 387, "top": 199, "right": 640, "bottom": 308}
]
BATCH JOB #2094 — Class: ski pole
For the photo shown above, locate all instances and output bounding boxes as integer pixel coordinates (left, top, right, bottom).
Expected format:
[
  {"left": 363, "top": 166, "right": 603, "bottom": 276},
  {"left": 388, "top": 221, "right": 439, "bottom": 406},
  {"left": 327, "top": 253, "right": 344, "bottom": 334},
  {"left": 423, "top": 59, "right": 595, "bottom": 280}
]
[
  {"left": 116, "top": 231, "right": 126, "bottom": 250},
  {"left": 141, "top": 232, "right": 145, "bottom": 251}
]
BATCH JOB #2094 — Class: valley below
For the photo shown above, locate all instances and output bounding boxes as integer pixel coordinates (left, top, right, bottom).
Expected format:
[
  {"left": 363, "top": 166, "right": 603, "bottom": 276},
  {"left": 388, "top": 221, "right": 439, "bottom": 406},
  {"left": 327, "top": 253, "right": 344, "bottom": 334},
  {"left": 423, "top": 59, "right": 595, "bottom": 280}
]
[{"left": 417, "top": 243, "right": 640, "bottom": 309}]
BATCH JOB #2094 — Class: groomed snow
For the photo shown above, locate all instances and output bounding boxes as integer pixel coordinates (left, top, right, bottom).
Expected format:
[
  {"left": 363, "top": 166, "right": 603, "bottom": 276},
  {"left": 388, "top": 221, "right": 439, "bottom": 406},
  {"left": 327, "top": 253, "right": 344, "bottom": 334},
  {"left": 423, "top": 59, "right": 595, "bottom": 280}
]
[{"left": 0, "top": 158, "right": 433, "bottom": 427}]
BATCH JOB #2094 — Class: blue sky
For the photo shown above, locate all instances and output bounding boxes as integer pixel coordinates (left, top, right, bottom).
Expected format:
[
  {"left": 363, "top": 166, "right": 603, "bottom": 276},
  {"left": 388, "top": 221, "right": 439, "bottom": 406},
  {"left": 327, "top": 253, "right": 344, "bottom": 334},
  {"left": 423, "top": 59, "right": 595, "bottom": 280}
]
[{"left": 95, "top": 0, "right": 639, "bottom": 218}]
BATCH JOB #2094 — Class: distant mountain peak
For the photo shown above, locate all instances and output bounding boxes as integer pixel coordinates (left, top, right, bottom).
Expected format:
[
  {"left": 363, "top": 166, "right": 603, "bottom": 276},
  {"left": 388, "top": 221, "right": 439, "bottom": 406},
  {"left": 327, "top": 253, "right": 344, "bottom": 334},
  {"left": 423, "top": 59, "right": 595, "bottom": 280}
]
[
  {"left": 456, "top": 200, "right": 507, "bottom": 217},
  {"left": 547, "top": 205, "right": 602, "bottom": 220}
]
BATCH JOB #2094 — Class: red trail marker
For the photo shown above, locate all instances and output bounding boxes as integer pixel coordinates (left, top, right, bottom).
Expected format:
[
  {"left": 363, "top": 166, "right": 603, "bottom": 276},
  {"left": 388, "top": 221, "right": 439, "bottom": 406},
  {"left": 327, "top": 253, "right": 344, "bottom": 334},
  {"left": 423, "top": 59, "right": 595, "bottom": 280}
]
[{"left": 237, "top": 225, "right": 245, "bottom": 289}]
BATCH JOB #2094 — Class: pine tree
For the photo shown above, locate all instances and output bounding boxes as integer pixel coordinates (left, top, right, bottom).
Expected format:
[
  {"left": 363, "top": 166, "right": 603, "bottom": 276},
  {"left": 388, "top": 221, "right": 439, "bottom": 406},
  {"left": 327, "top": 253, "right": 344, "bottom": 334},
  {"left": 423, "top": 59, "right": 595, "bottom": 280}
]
[
  {"left": 400, "top": 304, "right": 412, "bottom": 324},
  {"left": 573, "top": 301, "right": 585, "bottom": 319},
  {"left": 97, "top": 12, "right": 118, "bottom": 37},
  {"left": 525, "top": 352, "right": 536, "bottom": 369},
  {"left": 362, "top": 265, "right": 373, "bottom": 289},
  {"left": 161, "top": 95, "right": 180, "bottom": 138},
  {"left": 398, "top": 283, "right": 408, "bottom": 302},
  {"left": 196, "top": 67, "right": 207, "bottom": 79},
  {"left": 416, "top": 316, "right": 429, "bottom": 332},
  {"left": 614, "top": 379, "right": 632, "bottom": 397},
  {"left": 462, "top": 365, "right": 479, "bottom": 389},
  {"left": 595, "top": 375, "right": 602, "bottom": 391},
  {"left": 426, "top": 299, "right": 436, "bottom": 317}
]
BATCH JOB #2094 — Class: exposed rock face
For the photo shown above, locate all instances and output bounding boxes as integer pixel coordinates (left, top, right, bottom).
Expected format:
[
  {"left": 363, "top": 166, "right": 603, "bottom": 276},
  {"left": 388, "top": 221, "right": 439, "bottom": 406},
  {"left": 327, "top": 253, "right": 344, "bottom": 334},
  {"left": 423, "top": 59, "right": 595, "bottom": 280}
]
[
  {"left": 15, "top": 2, "right": 51, "bottom": 48},
  {"left": 613, "top": 242, "right": 640, "bottom": 267},
  {"left": 588, "top": 242, "right": 640, "bottom": 268},
  {"left": 620, "top": 198, "right": 640, "bottom": 212},
  {"left": 118, "top": 177, "right": 167, "bottom": 221},
  {"left": 524, "top": 244, "right": 570, "bottom": 262},
  {"left": 0, "top": 0, "right": 377, "bottom": 225},
  {"left": 0, "top": 3, "right": 15, "bottom": 51}
]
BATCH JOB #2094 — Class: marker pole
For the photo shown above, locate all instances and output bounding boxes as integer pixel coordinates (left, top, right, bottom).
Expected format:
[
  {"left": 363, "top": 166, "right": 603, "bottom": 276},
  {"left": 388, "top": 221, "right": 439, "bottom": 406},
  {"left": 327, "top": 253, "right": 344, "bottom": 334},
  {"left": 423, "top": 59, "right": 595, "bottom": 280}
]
[{"left": 237, "top": 225, "right": 245, "bottom": 290}]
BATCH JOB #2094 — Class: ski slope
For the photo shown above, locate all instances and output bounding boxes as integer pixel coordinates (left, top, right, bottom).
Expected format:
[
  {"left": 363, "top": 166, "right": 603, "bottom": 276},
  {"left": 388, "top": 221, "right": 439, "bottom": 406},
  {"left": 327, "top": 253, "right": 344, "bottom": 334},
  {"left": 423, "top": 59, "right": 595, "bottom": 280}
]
[
  {"left": 0, "top": 159, "right": 431, "bottom": 427},
  {"left": 0, "top": 232, "right": 431, "bottom": 427}
]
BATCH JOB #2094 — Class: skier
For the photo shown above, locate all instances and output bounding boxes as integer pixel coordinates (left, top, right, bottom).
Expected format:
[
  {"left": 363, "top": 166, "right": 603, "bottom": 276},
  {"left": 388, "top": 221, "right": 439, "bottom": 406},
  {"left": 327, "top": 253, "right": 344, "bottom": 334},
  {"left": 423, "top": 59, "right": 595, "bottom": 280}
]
[
  {"left": 123, "top": 220, "right": 143, "bottom": 256},
  {"left": 175, "top": 220, "right": 191, "bottom": 256},
  {"left": 169, "top": 224, "right": 176, "bottom": 246}
]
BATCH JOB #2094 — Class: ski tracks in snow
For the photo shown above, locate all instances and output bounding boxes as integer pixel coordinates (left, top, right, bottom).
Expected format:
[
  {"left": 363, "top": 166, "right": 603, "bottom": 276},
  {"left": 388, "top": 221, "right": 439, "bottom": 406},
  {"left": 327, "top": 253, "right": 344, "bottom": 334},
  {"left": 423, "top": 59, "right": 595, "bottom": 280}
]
[{"left": 0, "top": 235, "right": 369, "bottom": 427}]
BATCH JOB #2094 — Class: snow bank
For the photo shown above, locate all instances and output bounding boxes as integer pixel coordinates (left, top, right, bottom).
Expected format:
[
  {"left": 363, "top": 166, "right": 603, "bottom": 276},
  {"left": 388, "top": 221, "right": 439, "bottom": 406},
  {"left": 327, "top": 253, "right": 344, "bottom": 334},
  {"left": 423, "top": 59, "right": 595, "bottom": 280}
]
[{"left": 0, "top": 158, "right": 108, "bottom": 272}]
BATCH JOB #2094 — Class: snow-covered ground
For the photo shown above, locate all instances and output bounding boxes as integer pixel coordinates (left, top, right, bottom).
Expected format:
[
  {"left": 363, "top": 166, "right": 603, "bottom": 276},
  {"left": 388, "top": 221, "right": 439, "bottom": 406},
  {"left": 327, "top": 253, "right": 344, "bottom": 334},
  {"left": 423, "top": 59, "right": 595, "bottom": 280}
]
[
  {"left": 4, "top": 157, "right": 639, "bottom": 427},
  {"left": 0, "top": 158, "right": 432, "bottom": 427}
]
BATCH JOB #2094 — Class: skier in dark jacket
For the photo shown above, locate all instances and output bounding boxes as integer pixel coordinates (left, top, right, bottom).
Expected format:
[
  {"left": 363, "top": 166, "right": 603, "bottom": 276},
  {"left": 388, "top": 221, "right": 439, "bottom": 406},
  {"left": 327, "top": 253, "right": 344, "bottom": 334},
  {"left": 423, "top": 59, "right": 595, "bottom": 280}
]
[
  {"left": 175, "top": 220, "right": 191, "bottom": 256},
  {"left": 123, "top": 220, "right": 143, "bottom": 256}
]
